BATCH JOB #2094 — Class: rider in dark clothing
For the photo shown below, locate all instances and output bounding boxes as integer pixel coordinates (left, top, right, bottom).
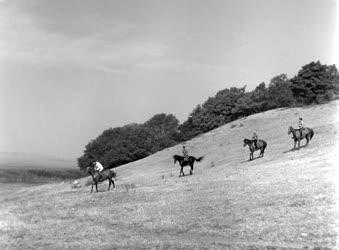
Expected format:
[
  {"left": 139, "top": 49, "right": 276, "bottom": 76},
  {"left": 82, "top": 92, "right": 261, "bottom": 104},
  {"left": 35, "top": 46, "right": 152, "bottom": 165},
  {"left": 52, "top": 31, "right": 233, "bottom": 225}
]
[
  {"left": 182, "top": 145, "right": 189, "bottom": 163},
  {"left": 252, "top": 132, "right": 258, "bottom": 149}
]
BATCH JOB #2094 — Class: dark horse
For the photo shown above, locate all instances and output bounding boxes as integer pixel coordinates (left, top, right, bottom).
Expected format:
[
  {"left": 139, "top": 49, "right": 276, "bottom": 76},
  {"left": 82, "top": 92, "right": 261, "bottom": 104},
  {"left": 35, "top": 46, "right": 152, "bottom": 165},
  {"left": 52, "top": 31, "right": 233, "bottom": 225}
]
[
  {"left": 243, "top": 139, "right": 267, "bottom": 161},
  {"left": 87, "top": 167, "right": 117, "bottom": 192},
  {"left": 173, "top": 155, "right": 204, "bottom": 177},
  {"left": 288, "top": 126, "right": 314, "bottom": 149}
]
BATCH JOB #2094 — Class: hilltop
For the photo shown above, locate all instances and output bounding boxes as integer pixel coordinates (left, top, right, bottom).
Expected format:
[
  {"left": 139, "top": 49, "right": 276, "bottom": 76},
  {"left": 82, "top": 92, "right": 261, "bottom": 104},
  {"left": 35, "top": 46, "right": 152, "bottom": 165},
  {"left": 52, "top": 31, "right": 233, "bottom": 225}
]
[
  {"left": 116, "top": 101, "right": 338, "bottom": 185},
  {"left": 1, "top": 101, "right": 338, "bottom": 249},
  {"left": 78, "top": 60, "right": 339, "bottom": 171}
]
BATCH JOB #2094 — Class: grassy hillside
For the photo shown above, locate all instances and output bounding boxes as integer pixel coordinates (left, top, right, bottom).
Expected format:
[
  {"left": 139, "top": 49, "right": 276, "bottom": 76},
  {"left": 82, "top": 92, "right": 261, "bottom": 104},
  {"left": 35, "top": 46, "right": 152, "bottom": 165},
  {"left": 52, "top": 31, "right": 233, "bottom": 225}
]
[{"left": 1, "top": 101, "right": 338, "bottom": 249}]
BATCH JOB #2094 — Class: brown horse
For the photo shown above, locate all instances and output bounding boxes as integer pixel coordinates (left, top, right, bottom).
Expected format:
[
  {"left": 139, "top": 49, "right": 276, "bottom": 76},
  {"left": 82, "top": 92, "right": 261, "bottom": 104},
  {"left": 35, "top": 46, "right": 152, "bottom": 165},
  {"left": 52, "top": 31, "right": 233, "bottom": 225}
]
[
  {"left": 288, "top": 126, "right": 314, "bottom": 149},
  {"left": 87, "top": 167, "right": 117, "bottom": 192},
  {"left": 243, "top": 139, "right": 267, "bottom": 161},
  {"left": 173, "top": 155, "right": 204, "bottom": 177}
]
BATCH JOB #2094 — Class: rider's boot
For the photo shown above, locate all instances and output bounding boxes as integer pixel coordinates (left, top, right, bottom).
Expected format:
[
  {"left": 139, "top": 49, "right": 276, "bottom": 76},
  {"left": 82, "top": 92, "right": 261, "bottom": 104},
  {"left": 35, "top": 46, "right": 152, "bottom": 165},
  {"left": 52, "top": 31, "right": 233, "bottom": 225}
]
[{"left": 98, "top": 171, "right": 103, "bottom": 179}]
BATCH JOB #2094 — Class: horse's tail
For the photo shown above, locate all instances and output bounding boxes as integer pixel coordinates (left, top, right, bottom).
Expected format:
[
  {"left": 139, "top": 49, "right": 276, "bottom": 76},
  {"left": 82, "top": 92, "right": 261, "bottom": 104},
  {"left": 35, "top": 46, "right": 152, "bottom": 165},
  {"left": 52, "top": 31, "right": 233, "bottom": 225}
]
[
  {"left": 106, "top": 169, "right": 116, "bottom": 179},
  {"left": 195, "top": 156, "right": 204, "bottom": 162},
  {"left": 263, "top": 141, "right": 267, "bottom": 150},
  {"left": 309, "top": 128, "right": 314, "bottom": 140}
]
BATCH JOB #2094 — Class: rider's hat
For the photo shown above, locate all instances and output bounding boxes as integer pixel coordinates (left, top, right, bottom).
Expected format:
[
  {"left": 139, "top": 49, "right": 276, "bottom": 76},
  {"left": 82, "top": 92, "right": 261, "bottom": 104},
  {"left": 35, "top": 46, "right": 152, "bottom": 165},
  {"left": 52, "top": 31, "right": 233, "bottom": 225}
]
[{"left": 299, "top": 117, "right": 303, "bottom": 120}]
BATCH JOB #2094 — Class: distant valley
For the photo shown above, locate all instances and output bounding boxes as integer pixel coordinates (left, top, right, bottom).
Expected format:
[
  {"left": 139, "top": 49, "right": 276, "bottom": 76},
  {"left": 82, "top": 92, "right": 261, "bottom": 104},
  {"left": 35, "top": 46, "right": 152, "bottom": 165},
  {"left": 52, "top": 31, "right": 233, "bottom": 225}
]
[{"left": 0, "top": 152, "right": 84, "bottom": 183}]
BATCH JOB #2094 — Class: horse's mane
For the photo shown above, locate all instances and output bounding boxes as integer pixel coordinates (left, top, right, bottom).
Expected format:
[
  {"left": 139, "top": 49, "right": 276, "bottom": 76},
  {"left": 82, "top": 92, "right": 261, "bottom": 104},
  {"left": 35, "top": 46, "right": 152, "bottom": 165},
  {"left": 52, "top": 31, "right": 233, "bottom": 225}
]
[
  {"left": 173, "top": 154, "right": 183, "bottom": 159},
  {"left": 244, "top": 138, "right": 254, "bottom": 142}
]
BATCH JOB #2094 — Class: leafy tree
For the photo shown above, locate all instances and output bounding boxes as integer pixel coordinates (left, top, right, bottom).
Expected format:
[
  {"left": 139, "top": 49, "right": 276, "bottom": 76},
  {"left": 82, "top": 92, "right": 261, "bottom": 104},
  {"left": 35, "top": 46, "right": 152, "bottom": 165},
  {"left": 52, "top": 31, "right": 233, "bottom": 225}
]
[
  {"left": 267, "top": 74, "right": 295, "bottom": 108},
  {"left": 179, "top": 87, "right": 246, "bottom": 139},
  {"left": 143, "top": 113, "right": 180, "bottom": 143},
  {"left": 290, "top": 61, "right": 338, "bottom": 104},
  {"left": 77, "top": 113, "right": 181, "bottom": 171}
]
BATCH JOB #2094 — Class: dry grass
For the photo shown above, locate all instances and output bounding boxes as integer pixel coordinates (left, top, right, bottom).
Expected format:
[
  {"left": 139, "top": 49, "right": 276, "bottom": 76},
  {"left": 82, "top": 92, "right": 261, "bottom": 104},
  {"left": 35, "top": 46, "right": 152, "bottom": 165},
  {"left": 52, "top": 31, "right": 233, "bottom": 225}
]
[{"left": 0, "top": 101, "right": 338, "bottom": 249}]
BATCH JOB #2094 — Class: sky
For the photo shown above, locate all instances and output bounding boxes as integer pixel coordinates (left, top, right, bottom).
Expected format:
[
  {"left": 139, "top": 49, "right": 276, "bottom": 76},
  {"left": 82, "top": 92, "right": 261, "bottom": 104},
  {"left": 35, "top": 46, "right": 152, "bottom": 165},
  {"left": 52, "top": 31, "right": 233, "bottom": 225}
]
[{"left": 0, "top": 0, "right": 337, "bottom": 160}]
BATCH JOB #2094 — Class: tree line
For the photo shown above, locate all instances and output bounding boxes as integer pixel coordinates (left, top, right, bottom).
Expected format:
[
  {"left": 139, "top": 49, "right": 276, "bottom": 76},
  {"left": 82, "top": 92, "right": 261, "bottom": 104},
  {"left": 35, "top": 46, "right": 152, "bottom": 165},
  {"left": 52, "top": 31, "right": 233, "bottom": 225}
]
[{"left": 77, "top": 61, "right": 339, "bottom": 171}]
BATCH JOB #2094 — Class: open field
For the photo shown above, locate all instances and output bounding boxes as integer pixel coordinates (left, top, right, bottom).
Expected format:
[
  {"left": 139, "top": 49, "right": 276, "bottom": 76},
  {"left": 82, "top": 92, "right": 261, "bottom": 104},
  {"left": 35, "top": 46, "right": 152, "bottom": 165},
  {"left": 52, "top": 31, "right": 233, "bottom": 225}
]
[{"left": 1, "top": 101, "right": 338, "bottom": 249}]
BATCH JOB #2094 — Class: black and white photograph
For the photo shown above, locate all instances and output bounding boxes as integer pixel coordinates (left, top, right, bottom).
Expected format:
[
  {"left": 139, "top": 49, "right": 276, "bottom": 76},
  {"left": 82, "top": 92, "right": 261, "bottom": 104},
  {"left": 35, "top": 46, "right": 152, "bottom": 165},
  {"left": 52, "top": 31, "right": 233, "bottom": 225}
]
[{"left": 0, "top": 0, "right": 338, "bottom": 249}]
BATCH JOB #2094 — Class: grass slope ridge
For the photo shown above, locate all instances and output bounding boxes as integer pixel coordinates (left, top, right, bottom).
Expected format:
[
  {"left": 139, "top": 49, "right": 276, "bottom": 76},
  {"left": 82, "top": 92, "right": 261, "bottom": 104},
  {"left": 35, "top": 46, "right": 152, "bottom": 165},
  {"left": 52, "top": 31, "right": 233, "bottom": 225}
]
[
  {"left": 116, "top": 101, "right": 338, "bottom": 184},
  {"left": 1, "top": 101, "right": 338, "bottom": 249}
]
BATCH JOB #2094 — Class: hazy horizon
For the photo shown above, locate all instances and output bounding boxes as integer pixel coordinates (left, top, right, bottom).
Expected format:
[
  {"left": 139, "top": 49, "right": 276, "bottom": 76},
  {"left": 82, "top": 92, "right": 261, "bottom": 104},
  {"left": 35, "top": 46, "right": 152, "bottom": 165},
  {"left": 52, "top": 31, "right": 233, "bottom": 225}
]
[{"left": 1, "top": 0, "right": 337, "bottom": 160}]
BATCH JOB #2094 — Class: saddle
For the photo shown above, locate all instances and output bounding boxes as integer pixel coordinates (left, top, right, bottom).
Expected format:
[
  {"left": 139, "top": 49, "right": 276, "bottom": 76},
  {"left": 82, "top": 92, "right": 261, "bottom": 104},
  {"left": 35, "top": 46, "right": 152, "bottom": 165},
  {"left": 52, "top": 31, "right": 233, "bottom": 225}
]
[
  {"left": 95, "top": 171, "right": 104, "bottom": 179},
  {"left": 298, "top": 128, "right": 306, "bottom": 137},
  {"left": 183, "top": 156, "right": 189, "bottom": 164}
]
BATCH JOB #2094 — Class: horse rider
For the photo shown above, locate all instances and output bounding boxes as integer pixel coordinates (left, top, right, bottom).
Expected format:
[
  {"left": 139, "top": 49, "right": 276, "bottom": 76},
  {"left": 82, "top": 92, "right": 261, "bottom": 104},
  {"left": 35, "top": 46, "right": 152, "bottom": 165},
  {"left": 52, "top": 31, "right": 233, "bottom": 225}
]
[
  {"left": 252, "top": 132, "right": 258, "bottom": 149},
  {"left": 182, "top": 145, "right": 189, "bottom": 163},
  {"left": 298, "top": 117, "right": 304, "bottom": 137},
  {"left": 93, "top": 161, "right": 104, "bottom": 177}
]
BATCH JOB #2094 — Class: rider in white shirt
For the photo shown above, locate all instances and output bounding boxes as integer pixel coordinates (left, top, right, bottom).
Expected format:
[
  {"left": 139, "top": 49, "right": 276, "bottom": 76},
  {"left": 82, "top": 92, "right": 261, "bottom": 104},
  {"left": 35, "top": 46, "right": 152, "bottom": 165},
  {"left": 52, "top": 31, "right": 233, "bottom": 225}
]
[
  {"left": 298, "top": 117, "right": 304, "bottom": 137},
  {"left": 182, "top": 145, "right": 189, "bottom": 162},
  {"left": 93, "top": 161, "right": 104, "bottom": 174}
]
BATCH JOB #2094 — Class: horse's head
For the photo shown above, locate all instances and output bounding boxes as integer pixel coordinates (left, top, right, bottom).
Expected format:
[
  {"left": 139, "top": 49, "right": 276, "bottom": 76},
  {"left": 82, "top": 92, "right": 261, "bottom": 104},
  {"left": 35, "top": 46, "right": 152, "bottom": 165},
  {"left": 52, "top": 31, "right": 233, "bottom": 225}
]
[
  {"left": 86, "top": 166, "right": 95, "bottom": 175},
  {"left": 173, "top": 155, "right": 182, "bottom": 164},
  {"left": 173, "top": 155, "right": 179, "bottom": 164},
  {"left": 287, "top": 126, "right": 293, "bottom": 135},
  {"left": 243, "top": 139, "right": 249, "bottom": 147}
]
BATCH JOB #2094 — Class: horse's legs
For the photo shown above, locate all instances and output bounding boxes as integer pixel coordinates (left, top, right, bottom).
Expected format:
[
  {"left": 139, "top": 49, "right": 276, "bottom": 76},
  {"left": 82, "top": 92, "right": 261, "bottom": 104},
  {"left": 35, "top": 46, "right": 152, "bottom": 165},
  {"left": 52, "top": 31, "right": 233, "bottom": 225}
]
[
  {"left": 293, "top": 140, "right": 296, "bottom": 149},
  {"left": 190, "top": 164, "right": 193, "bottom": 175},
  {"left": 91, "top": 183, "right": 94, "bottom": 193},
  {"left": 306, "top": 136, "right": 309, "bottom": 146},
  {"left": 107, "top": 179, "right": 111, "bottom": 191},
  {"left": 95, "top": 183, "right": 98, "bottom": 192},
  {"left": 112, "top": 179, "right": 115, "bottom": 188},
  {"left": 298, "top": 139, "right": 300, "bottom": 148}
]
